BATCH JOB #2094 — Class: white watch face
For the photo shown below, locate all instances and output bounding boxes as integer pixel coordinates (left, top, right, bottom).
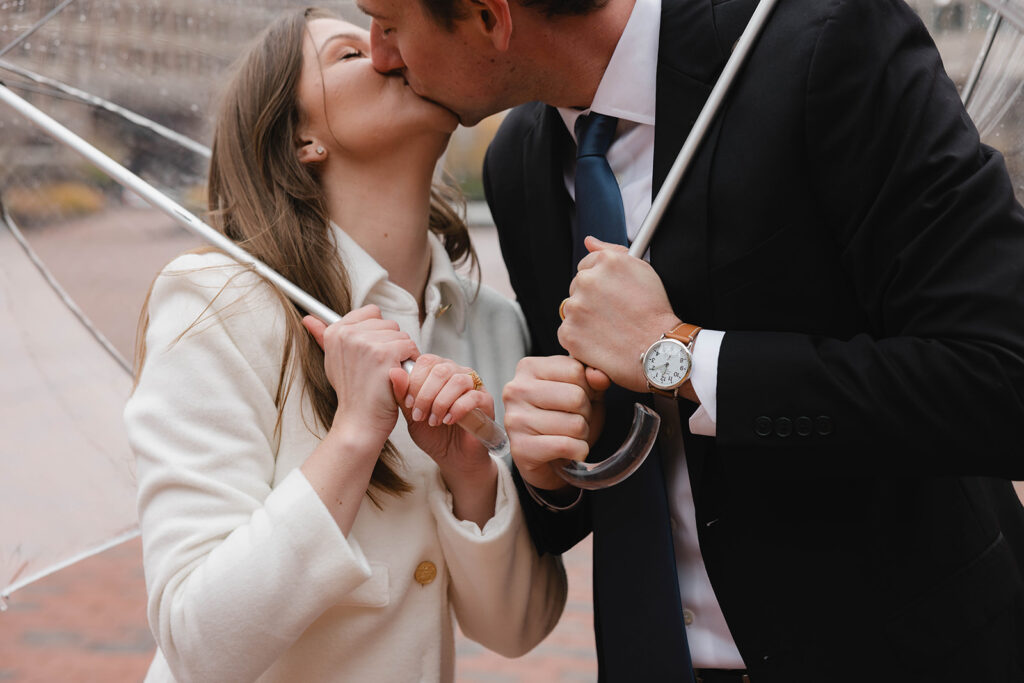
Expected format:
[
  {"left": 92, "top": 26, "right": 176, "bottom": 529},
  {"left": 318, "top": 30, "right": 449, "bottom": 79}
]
[{"left": 644, "top": 339, "right": 692, "bottom": 389}]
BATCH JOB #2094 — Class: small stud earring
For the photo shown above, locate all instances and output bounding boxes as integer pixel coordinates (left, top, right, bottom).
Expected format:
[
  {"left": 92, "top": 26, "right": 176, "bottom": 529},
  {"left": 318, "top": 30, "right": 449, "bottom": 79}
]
[{"left": 316, "top": 146, "right": 325, "bottom": 155}]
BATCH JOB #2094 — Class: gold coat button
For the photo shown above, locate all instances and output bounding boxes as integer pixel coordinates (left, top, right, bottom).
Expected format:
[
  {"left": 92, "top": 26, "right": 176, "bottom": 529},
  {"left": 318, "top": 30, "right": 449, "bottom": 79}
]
[
  {"left": 683, "top": 608, "right": 695, "bottom": 626},
  {"left": 414, "top": 561, "right": 437, "bottom": 585}
]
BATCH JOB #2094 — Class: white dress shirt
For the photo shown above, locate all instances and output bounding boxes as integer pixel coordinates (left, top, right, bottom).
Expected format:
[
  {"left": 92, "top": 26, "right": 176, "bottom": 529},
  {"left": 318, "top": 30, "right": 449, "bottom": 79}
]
[{"left": 557, "top": 0, "right": 745, "bottom": 668}]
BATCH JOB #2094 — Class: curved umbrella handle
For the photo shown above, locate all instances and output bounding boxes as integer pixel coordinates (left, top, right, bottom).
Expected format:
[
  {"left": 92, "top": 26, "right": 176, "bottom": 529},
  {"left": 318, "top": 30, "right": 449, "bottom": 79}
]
[{"left": 555, "top": 402, "right": 660, "bottom": 490}]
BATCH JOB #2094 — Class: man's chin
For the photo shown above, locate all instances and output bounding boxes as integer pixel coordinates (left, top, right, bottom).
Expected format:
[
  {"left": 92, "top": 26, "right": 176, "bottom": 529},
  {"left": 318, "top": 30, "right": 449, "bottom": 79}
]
[{"left": 410, "top": 87, "right": 476, "bottom": 127}]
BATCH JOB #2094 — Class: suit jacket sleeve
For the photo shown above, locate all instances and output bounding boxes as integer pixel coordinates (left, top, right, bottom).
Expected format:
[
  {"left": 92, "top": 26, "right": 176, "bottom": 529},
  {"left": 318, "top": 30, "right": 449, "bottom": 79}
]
[
  {"left": 716, "top": 0, "right": 1024, "bottom": 478},
  {"left": 483, "top": 128, "right": 594, "bottom": 556}
]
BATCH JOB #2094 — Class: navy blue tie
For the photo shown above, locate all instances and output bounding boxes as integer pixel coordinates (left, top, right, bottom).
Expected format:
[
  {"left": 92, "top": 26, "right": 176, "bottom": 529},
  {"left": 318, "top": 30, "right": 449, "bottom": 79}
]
[
  {"left": 573, "top": 113, "right": 629, "bottom": 266},
  {"left": 574, "top": 113, "right": 699, "bottom": 682}
]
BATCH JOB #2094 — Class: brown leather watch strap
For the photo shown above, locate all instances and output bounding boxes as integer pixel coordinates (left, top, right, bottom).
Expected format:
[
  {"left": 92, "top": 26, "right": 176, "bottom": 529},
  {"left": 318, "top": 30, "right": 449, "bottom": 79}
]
[{"left": 664, "top": 322, "right": 702, "bottom": 346}]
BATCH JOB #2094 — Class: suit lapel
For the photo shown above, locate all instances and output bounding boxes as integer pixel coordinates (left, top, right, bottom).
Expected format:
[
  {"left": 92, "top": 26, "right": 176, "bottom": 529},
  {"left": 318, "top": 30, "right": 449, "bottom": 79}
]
[
  {"left": 651, "top": 0, "right": 736, "bottom": 505},
  {"left": 521, "top": 105, "right": 576, "bottom": 356},
  {"left": 652, "top": 0, "right": 725, "bottom": 332}
]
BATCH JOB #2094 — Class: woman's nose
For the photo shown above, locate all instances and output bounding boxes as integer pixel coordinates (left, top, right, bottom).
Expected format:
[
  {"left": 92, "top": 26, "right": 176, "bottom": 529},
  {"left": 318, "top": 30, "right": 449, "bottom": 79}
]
[{"left": 370, "top": 22, "right": 405, "bottom": 74}]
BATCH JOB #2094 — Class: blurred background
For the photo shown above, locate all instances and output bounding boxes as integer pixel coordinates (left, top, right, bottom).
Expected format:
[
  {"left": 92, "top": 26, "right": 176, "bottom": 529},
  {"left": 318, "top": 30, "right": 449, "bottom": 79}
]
[{"left": 1, "top": 0, "right": 1022, "bottom": 680}]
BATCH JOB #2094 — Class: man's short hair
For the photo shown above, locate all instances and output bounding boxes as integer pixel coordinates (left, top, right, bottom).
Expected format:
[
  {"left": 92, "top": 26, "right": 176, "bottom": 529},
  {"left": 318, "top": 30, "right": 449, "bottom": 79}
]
[{"left": 421, "top": 0, "right": 608, "bottom": 29}]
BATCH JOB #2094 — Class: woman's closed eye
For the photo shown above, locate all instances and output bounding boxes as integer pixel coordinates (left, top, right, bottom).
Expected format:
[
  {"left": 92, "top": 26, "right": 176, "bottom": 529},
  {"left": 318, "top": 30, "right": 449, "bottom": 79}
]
[{"left": 339, "top": 48, "right": 367, "bottom": 61}]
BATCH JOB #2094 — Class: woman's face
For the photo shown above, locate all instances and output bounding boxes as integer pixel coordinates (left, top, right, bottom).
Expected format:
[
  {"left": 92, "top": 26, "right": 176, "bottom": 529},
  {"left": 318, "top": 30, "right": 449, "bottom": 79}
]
[{"left": 296, "top": 18, "right": 457, "bottom": 164}]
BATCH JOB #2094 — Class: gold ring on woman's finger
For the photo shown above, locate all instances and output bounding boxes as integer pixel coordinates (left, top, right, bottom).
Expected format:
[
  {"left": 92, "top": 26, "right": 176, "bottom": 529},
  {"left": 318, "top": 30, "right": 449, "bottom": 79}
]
[
  {"left": 467, "top": 370, "right": 484, "bottom": 391},
  {"left": 559, "top": 297, "right": 570, "bottom": 321}
]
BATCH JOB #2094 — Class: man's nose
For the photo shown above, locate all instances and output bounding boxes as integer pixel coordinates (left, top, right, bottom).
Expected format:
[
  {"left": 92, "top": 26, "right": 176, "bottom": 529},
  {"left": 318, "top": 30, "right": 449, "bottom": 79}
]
[{"left": 369, "top": 21, "right": 405, "bottom": 74}]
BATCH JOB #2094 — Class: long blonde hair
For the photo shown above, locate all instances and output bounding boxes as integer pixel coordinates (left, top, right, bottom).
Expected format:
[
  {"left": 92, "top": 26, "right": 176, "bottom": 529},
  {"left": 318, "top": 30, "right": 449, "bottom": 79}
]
[{"left": 135, "top": 7, "right": 476, "bottom": 503}]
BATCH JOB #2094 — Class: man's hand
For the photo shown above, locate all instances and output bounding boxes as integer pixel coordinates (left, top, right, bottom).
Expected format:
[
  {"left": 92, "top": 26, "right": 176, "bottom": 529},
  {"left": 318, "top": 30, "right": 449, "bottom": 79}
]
[
  {"left": 559, "top": 236, "right": 687, "bottom": 396},
  {"left": 503, "top": 356, "right": 610, "bottom": 492}
]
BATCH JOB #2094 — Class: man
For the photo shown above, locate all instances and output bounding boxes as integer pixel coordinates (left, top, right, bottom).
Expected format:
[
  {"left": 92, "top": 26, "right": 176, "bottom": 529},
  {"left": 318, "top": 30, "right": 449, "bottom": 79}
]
[{"left": 362, "top": 0, "right": 1024, "bottom": 680}]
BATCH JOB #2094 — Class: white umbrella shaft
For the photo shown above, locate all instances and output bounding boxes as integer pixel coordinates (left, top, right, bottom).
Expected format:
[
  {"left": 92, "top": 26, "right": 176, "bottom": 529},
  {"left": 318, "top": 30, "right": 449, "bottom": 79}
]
[{"left": 0, "top": 83, "right": 509, "bottom": 456}]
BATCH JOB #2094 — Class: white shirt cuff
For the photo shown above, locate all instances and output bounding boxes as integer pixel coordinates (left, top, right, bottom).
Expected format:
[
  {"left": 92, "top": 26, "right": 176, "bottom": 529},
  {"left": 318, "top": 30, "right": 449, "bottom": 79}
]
[{"left": 687, "top": 329, "right": 724, "bottom": 437}]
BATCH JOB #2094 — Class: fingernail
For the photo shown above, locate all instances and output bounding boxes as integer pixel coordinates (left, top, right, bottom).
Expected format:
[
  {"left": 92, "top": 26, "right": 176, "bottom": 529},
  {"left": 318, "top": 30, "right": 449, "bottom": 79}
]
[
  {"left": 412, "top": 408, "right": 423, "bottom": 422},
  {"left": 405, "top": 395, "right": 414, "bottom": 409},
  {"left": 428, "top": 414, "right": 439, "bottom": 427},
  {"left": 442, "top": 414, "right": 453, "bottom": 425}
]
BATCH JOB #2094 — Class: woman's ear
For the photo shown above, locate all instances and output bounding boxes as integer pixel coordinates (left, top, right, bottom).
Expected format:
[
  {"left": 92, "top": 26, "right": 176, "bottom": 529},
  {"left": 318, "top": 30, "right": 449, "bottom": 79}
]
[{"left": 296, "top": 138, "right": 327, "bottom": 164}]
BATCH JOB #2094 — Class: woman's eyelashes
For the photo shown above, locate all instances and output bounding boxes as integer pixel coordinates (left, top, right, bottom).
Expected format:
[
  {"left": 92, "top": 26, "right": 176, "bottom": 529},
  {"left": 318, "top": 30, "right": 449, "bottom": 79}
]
[{"left": 339, "top": 48, "right": 367, "bottom": 61}]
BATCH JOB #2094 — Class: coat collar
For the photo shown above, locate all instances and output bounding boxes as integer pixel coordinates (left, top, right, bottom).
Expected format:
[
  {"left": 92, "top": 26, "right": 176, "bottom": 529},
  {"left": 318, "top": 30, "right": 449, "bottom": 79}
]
[{"left": 330, "top": 222, "right": 469, "bottom": 334}]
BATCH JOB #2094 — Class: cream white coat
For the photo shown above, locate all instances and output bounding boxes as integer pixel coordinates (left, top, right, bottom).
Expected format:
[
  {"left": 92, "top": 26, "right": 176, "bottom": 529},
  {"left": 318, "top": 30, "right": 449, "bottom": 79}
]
[{"left": 124, "top": 227, "right": 567, "bottom": 683}]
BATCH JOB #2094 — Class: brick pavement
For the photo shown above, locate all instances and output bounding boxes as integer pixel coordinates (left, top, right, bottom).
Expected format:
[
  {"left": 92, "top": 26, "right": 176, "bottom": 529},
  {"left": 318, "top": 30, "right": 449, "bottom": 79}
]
[{"left": 0, "top": 536, "right": 597, "bottom": 682}]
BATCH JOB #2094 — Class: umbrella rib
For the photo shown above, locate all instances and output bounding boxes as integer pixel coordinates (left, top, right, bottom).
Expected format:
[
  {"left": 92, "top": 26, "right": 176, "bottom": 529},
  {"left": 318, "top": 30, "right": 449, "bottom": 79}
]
[
  {"left": 0, "top": 59, "right": 212, "bottom": 159},
  {"left": 0, "top": 0, "right": 79, "bottom": 60},
  {"left": 0, "top": 201, "right": 132, "bottom": 375}
]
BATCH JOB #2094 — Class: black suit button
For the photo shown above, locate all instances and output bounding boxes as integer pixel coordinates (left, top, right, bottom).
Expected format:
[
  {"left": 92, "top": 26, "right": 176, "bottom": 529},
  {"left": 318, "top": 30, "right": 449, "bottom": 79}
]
[
  {"left": 795, "top": 416, "right": 813, "bottom": 437},
  {"left": 775, "top": 417, "right": 792, "bottom": 437},
  {"left": 754, "top": 416, "right": 773, "bottom": 436},
  {"left": 816, "top": 416, "right": 834, "bottom": 436}
]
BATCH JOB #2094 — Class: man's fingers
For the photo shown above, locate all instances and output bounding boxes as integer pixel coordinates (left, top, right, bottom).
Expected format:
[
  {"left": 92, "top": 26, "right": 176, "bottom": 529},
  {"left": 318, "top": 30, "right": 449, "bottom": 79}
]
[
  {"left": 584, "top": 366, "right": 612, "bottom": 393},
  {"left": 514, "top": 434, "right": 589, "bottom": 465},
  {"left": 515, "top": 355, "right": 589, "bottom": 385},
  {"left": 505, "top": 405, "right": 590, "bottom": 442},
  {"left": 504, "top": 376, "right": 592, "bottom": 415},
  {"left": 584, "top": 235, "right": 628, "bottom": 254}
]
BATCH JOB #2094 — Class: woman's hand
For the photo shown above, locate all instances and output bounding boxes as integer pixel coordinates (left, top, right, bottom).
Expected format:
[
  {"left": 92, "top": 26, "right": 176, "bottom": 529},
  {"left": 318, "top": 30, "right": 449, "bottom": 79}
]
[
  {"left": 390, "top": 354, "right": 494, "bottom": 473},
  {"left": 303, "top": 306, "right": 419, "bottom": 451},
  {"left": 390, "top": 355, "right": 498, "bottom": 525}
]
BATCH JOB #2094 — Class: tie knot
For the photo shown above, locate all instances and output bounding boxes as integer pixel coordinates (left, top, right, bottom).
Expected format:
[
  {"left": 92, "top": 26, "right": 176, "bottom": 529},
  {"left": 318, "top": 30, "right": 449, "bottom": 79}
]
[{"left": 575, "top": 113, "right": 619, "bottom": 159}]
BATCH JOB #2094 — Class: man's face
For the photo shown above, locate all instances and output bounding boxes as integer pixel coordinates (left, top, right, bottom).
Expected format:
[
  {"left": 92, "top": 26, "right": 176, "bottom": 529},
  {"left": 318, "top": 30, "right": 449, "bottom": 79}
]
[{"left": 358, "top": 0, "right": 507, "bottom": 126}]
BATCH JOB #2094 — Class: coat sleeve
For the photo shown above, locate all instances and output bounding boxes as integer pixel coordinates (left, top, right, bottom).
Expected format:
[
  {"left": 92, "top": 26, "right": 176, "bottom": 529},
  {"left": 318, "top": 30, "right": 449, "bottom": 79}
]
[
  {"left": 124, "top": 254, "right": 375, "bottom": 682},
  {"left": 427, "top": 289, "right": 568, "bottom": 655},
  {"left": 716, "top": 0, "right": 1024, "bottom": 478},
  {"left": 430, "top": 457, "right": 568, "bottom": 657}
]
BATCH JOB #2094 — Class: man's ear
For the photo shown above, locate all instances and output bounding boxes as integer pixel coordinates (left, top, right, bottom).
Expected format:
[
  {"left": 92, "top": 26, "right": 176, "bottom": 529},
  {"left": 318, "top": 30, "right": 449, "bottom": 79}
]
[{"left": 470, "top": 0, "right": 513, "bottom": 51}]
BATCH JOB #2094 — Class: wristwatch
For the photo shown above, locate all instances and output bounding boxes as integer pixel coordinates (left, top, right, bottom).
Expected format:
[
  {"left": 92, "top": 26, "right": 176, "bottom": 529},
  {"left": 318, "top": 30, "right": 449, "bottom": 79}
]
[{"left": 641, "top": 322, "right": 702, "bottom": 398}]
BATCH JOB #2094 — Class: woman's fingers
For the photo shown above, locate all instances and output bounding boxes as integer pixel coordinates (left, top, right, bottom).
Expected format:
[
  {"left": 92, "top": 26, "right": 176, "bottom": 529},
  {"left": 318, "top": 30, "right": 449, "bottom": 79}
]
[
  {"left": 402, "top": 356, "right": 493, "bottom": 428},
  {"left": 303, "top": 308, "right": 398, "bottom": 350},
  {"left": 433, "top": 373, "right": 475, "bottom": 425},
  {"left": 444, "top": 389, "right": 494, "bottom": 426},
  {"left": 302, "top": 315, "right": 328, "bottom": 348},
  {"left": 411, "top": 359, "right": 461, "bottom": 425}
]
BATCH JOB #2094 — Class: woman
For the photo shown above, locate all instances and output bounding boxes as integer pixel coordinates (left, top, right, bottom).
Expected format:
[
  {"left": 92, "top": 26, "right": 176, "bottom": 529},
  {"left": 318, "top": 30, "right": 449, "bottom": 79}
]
[{"left": 124, "top": 8, "right": 566, "bottom": 682}]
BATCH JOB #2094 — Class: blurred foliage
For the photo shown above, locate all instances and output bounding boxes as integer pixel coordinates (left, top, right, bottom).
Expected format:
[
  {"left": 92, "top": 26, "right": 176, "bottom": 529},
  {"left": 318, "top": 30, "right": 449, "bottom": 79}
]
[
  {"left": 3, "top": 181, "right": 106, "bottom": 225},
  {"left": 444, "top": 114, "right": 506, "bottom": 201}
]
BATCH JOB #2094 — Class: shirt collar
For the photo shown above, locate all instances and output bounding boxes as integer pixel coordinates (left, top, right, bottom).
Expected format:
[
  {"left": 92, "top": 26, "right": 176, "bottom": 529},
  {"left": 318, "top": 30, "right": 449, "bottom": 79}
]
[
  {"left": 329, "top": 222, "right": 469, "bottom": 333},
  {"left": 557, "top": 0, "right": 661, "bottom": 140}
]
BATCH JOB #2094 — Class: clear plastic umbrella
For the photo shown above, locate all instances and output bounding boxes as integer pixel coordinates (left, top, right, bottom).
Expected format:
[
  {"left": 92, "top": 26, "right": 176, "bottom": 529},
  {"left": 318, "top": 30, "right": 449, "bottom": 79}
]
[{"left": 1, "top": 0, "right": 1023, "bottom": 606}]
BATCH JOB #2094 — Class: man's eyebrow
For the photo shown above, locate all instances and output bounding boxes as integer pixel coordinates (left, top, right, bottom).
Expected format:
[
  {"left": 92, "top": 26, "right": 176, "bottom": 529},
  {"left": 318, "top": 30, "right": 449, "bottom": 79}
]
[{"left": 355, "top": 2, "right": 385, "bottom": 19}]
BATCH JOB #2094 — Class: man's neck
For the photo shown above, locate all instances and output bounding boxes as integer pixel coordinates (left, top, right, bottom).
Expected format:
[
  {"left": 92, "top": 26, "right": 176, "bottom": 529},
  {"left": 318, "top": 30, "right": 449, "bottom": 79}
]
[{"left": 513, "top": 0, "right": 637, "bottom": 109}]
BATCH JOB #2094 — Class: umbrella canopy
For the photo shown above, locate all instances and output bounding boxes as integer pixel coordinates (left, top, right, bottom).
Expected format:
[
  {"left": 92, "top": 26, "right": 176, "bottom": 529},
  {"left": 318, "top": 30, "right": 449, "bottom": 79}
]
[
  {"left": 0, "top": 209, "right": 137, "bottom": 602},
  {"left": 0, "top": 0, "right": 1022, "bottom": 604}
]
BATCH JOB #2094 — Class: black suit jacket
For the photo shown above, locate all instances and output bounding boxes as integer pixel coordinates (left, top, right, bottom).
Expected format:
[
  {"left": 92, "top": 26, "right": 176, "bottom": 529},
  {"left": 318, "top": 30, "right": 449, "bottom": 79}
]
[{"left": 484, "top": 0, "right": 1024, "bottom": 680}]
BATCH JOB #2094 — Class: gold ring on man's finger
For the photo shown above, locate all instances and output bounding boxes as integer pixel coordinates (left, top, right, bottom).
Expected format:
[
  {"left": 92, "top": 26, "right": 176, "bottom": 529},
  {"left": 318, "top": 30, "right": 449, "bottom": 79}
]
[
  {"left": 467, "top": 370, "right": 484, "bottom": 391},
  {"left": 559, "top": 297, "right": 570, "bottom": 321}
]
